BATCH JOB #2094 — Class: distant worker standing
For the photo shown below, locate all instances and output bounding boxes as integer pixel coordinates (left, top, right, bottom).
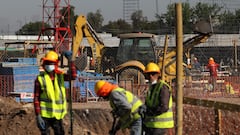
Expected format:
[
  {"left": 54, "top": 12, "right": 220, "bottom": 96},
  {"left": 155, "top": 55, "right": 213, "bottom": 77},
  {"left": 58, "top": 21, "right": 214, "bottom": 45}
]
[
  {"left": 143, "top": 62, "right": 174, "bottom": 135},
  {"left": 193, "top": 57, "right": 201, "bottom": 71},
  {"left": 94, "top": 80, "right": 143, "bottom": 135},
  {"left": 206, "top": 57, "right": 219, "bottom": 91},
  {"left": 34, "top": 51, "right": 77, "bottom": 135}
]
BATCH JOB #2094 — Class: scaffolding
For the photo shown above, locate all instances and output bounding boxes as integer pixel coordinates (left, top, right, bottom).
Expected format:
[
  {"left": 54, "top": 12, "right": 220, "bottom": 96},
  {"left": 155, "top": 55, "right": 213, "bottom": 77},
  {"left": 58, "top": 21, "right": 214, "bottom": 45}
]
[
  {"left": 33, "top": 0, "right": 72, "bottom": 53},
  {"left": 123, "top": 0, "right": 139, "bottom": 24}
]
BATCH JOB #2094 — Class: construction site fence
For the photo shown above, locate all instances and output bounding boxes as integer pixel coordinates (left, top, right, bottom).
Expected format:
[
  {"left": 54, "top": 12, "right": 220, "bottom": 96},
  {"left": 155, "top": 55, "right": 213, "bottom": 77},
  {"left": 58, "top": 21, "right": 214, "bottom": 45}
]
[
  {"left": 1, "top": 74, "right": 240, "bottom": 134},
  {"left": 1, "top": 75, "right": 240, "bottom": 101}
]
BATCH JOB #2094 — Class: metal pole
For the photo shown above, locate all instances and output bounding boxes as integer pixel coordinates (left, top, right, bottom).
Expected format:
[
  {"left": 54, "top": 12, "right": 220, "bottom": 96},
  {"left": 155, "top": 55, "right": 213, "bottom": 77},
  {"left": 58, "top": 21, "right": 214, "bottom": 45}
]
[
  {"left": 175, "top": 3, "right": 183, "bottom": 135},
  {"left": 161, "top": 35, "right": 169, "bottom": 81},
  {"left": 233, "top": 40, "right": 238, "bottom": 71}
]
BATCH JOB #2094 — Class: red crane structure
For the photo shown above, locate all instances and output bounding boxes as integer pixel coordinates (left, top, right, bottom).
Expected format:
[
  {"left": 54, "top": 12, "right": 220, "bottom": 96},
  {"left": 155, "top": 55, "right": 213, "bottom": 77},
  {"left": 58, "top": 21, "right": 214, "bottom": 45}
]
[{"left": 34, "top": 0, "right": 72, "bottom": 53}]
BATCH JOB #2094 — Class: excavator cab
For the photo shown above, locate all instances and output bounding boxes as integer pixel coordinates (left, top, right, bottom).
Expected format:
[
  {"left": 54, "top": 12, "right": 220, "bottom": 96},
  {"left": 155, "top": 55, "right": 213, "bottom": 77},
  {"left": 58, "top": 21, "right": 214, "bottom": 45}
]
[{"left": 116, "top": 33, "right": 158, "bottom": 66}]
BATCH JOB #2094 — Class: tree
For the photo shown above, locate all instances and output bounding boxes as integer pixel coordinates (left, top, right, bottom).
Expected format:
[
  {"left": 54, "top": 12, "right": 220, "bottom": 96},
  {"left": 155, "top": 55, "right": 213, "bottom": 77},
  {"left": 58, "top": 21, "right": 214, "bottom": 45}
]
[
  {"left": 193, "top": 2, "right": 222, "bottom": 23},
  {"left": 218, "top": 9, "right": 240, "bottom": 33},
  {"left": 162, "top": 2, "right": 193, "bottom": 34},
  {"left": 131, "top": 10, "right": 148, "bottom": 31},
  {"left": 102, "top": 19, "right": 132, "bottom": 35},
  {"left": 15, "top": 21, "right": 51, "bottom": 35},
  {"left": 60, "top": 5, "right": 78, "bottom": 35},
  {"left": 87, "top": 9, "right": 104, "bottom": 32}
]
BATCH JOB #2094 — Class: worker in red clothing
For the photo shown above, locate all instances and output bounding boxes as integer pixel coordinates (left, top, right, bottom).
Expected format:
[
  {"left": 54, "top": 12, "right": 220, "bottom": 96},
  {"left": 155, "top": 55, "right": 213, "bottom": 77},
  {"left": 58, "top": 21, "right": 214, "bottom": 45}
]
[
  {"left": 33, "top": 50, "right": 77, "bottom": 135},
  {"left": 206, "top": 57, "right": 219, "bottom": 91}
]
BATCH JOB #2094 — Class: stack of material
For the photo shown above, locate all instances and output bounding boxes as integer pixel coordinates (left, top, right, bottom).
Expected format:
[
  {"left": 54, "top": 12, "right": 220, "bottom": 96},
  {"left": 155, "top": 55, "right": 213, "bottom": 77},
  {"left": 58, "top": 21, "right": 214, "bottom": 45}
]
[{"left": 0, "top": 58, "right": 39, "bottom": 102}]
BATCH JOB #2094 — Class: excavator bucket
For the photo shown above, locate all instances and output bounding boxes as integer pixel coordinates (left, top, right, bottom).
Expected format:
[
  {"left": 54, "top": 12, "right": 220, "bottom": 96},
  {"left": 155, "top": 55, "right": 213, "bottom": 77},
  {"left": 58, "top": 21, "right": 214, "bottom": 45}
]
[
  {"left": 74, "top": 52, "right": 88, "bottom": 71},
  {"left": 193, "top": 20, "right": 213, "bottom": 34}
]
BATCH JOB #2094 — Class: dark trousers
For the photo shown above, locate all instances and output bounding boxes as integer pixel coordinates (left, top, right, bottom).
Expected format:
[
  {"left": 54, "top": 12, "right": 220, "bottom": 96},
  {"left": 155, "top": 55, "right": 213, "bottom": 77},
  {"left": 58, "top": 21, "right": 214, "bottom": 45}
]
[
  {"left": 40, "top": 117, "right": 65, "bottom": 135},
  {"left": 144, "top": 127, "right": 167, "bottom": 135}
]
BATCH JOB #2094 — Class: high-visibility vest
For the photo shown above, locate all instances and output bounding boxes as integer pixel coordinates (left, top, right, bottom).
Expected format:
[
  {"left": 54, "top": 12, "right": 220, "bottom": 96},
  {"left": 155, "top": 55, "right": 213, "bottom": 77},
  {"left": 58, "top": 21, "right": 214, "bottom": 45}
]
[
  {"left": 110, "top": 88, "right": 143, "bottom": 129},
  {"left": 225, "top": 83, "right": 235, "bottom": 94},
  {"left": 38, "top": 72, "right": 67, "bottom": 120},
  {"left": 144, "top": 80, "right": 174, "bottom": 128}
]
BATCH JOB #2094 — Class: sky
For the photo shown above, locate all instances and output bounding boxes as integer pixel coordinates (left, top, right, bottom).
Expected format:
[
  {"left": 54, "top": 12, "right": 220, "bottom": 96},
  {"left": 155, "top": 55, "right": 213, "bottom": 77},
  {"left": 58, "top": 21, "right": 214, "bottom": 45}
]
[
  {"left": 0, "top": 0, "right": 176, "bottom": 34},
  {"left": 0, "top": 0, "right": 238, "bottom": 34}
]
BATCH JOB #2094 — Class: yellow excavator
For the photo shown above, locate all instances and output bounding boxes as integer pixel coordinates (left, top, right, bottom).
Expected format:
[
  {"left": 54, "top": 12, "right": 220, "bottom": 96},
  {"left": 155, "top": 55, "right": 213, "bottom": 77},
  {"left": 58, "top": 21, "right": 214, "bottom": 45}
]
[
  {"left": 72, "top": 15, "right": 105, "bottom": 73},
  {"left": 72, "top": 14, "right": 212, "bottom": 85}
]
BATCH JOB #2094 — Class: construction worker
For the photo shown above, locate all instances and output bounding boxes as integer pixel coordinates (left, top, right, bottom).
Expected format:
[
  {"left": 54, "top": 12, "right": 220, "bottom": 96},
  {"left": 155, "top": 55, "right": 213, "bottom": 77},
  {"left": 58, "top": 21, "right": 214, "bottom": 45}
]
[
  {"left": 143, "top": 62, "right": 174, "bottom": 135},
  {"left": 206, "top": 57, "right": 219, "bottom": 91},
  {"left": 33, "top": 50, "right": 77, "bottom": 135},
  {"left": 224, "top": 81, "right": 235, "bottom": 94},
  {"left": 193, "top": 57, "right": 202, "bottom": 71},
  {"left": 94, "top": 80, "right": 143, "bottom": 135}
]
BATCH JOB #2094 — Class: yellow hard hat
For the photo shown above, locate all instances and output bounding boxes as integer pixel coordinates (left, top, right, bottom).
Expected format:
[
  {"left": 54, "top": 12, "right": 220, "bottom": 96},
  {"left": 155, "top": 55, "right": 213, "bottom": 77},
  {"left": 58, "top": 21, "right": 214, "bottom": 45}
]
[
  {"left": 144, "top": 62, "right": 160, "bottom": 73},
  {"left": 42, "top": 51, "right": 59, "bottom": 63},
  {"left": 94, "top": 80, "right": 117, "bottom": 97},
  {"left": 95, "top": 80, "right": 106, "bottom": 94}
]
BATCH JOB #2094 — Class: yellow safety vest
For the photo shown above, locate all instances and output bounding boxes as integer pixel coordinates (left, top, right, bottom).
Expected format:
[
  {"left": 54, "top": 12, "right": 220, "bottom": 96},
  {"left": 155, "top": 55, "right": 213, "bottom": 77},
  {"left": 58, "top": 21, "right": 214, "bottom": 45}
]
[
  {"left": 110, "top": 88, "right": 143, "bottom": 129},
  {"left": 225, "top": 84, "right": 235, "bottom": 94},
  {"left": 38, "top": 72, "right": 67, "bottom": 120},
  {"left": 144, "top": 80, "right": 174, "bottom": 128}
]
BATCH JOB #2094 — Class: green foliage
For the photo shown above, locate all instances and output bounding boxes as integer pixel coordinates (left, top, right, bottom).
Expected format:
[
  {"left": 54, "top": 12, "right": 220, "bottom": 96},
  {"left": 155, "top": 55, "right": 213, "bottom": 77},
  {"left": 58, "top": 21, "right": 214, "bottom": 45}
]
[
  {"left": 87, "top": 9, "right": 104, "bottom": 32},
  {"left": 15, "top": 2, "right": 240, "bottom": 35},
  {"left": 218, "top": 9, "right": 240, "bottom": 33},
  {"left": 15, "top": 21, "right": 51, "bottom": 35},
  {"left": 102, "top": 19, "right": 132, "bottom": 36},
  {"left": 60, "top": 5, "right": 77, "bottom": 35},
  {"left": 131, "top": 10, "right": 148, "bottom": 31}
]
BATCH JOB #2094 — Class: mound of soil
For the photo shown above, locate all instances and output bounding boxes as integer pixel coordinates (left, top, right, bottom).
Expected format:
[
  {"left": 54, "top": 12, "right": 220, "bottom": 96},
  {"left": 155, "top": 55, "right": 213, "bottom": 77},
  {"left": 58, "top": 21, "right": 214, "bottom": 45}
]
[{"left": 0, "top": 96, "right": 239, "bottom": 135}]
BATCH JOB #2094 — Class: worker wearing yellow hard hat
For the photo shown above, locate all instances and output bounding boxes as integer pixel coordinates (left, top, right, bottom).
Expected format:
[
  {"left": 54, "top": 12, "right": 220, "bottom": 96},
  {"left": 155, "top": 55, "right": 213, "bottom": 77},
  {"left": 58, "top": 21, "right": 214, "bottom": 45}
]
[
  {"left": 94, "top": 80, "right": 143, "bottom": 135},
  {"left": 34, "top": 50, "right": 77, "bottom": 135},
  {"left": 143, "top": 62, "right": 174, "bottom": 135},
  {"left": 41, "top": 50, "right": 59, "bottom": 63}
]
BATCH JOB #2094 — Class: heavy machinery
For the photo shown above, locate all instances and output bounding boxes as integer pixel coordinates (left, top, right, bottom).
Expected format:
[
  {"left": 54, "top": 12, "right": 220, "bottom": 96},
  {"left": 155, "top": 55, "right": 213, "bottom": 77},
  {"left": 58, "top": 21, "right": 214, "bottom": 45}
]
[
  {"left": 72, "top": 15, "right": 105, "bottom": 72},
  {"left": 72, "top": 14, "right": 212, "bottom": 85},
  {"left": 72, "top": 15, "right": 158, "bottom": 84}
]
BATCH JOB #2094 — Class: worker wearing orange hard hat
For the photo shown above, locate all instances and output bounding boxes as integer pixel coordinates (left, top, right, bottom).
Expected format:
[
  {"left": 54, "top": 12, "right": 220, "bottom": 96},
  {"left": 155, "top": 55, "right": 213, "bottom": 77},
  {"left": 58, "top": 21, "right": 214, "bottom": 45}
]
[
  {"left": 34, "top": 50, "right": 77, "bottom": 135},
  {"left": 143, "top": 62, "right": 174, "bottom": 135},
  {"left": 94, "top": 80, "right": 143, "bottom": 135},
  {"left": 206, "top": 57, "right": 219, "bottom": 91}
]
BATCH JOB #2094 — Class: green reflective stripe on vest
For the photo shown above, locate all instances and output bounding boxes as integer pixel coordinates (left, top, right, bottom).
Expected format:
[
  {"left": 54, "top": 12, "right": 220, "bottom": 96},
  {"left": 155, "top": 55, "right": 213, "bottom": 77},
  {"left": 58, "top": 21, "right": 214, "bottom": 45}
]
[
  {"left": 40, "top": 98, "right": 65, "bottom": 104},
  {"left": 37, "top": 72, "right": 67, "bottom": 120},
  {"left": 113, "top": 88, "right": 143, "bottom": 129},
  {"left": 41, "top": 106, "right": 66, "bottom": 113},
  {"left": 144, "top": 80, "right": 174, "bottom": 128}
]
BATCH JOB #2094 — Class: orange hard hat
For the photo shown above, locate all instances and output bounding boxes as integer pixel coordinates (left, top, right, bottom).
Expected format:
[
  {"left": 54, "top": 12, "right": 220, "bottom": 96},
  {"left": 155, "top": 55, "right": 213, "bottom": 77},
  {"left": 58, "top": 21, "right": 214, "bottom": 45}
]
[
  {"left": 209, "top": 57, "right": 214, "bottom": 61},
  {"left": 42, "top": 51, "right": 59, "bottom": 63},
  {"left": 94, "top": 80, "right": 117, "bottom": 97},
  {"left": 144, "top": 62, "right": 160, "bottom": 73},
  {"left": 208, "top": 57, "right": 215, "bottom": 64}
]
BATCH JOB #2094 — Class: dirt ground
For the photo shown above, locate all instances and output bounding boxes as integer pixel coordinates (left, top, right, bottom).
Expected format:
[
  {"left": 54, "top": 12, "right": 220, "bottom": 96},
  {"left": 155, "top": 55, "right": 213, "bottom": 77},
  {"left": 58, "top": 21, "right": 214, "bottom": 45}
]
[{"left": 0, "top": 96, "right": 240, "bottom": 135}]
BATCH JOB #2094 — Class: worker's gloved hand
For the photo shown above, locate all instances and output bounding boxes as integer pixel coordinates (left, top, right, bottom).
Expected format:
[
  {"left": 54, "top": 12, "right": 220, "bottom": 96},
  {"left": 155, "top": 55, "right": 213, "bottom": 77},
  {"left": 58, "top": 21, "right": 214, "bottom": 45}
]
[
  {"left": 109, "top": 120, "right": 121, "bottom": 135},
  {"left": 36, "top": 115, "right": 45, "bottom": 130},
  {"left": 138, "top": 105, "right": 147, "bottom": 118},
  {"left": 63, "top": 51, "right": 72, "bottom": 60},
  {"left": 110, "top": 110, "right": 118, "bottom": 117}
]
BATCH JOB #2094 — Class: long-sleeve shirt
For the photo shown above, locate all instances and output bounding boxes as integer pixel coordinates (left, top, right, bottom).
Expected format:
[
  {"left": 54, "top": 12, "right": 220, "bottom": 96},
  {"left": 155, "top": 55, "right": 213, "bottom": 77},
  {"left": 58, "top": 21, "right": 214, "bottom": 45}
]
[
  {"left": 147, "top": 83, "right": 170, "bottom": 116},
  {"left": 109, "top": 90, "right": 132, "bottom": 117},
  {"left": 34, "top": 62, "right": 77, "bottom": 115},
  {"left": 207, "top": 63, "right": 219, "bottom": 77}
]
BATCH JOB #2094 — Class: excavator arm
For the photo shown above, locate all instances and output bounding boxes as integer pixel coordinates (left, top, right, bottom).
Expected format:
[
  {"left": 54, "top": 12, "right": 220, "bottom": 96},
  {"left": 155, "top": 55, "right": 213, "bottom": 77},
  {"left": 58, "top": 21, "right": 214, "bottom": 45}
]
[
  {"left": 72, "top": 15, "right": 104, "bottom": 72},
  {"left": 159, "top": 21, "right": 213, "bottom": 82}
]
